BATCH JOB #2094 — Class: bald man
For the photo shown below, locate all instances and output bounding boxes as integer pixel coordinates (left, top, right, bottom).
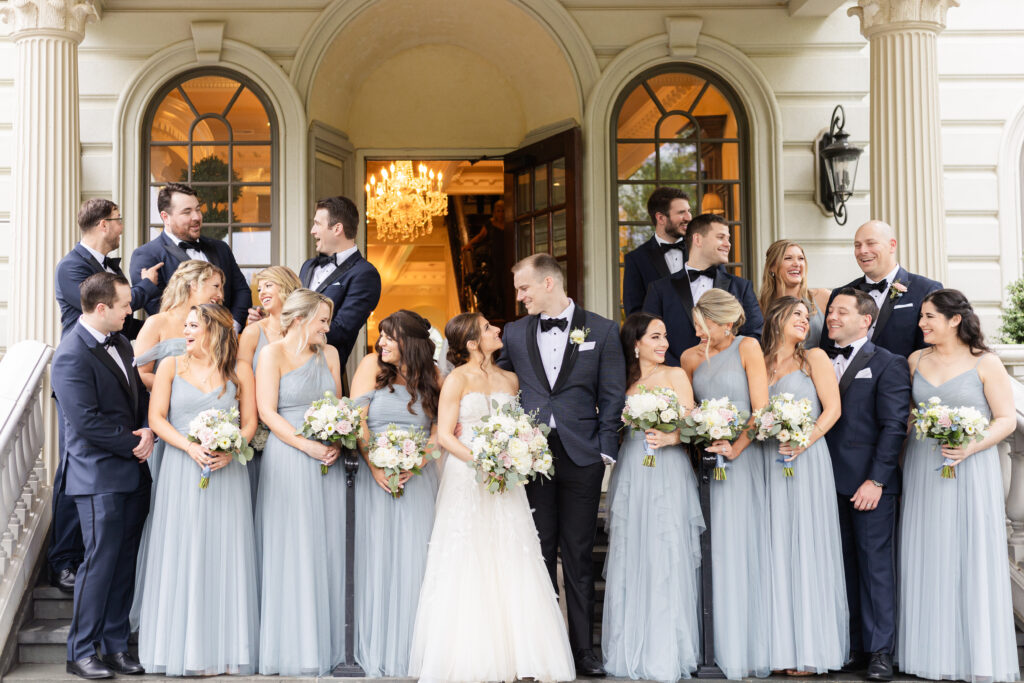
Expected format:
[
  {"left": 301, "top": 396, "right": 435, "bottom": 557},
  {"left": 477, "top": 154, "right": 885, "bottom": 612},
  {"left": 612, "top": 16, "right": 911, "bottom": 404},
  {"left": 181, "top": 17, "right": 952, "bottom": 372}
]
[{"left": 819, "top": 219, "right": 942, "bottom": 358}]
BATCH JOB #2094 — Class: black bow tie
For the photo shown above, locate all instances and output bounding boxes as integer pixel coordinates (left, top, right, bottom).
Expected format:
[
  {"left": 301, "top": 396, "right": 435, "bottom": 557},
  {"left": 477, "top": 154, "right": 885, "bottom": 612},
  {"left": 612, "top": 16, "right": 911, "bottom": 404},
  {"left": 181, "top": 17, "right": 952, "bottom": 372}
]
[
  {"left": 687, "top": 266, "right": 717, "bottom": 282},
  {"left": 102, "top": 332, "right": 124, "bottom": 349},
  {"left": 660, "top": 242, "right": 685, "bottom": 254},
  {"left": 178, "top": 239, "right": 203, "bottom": 252},
  {"left": 826, "top": 345, "right": 853, "bottom": 360},
  {"left": 858, "top": 279, "right": 888, "bottom": 293},
  {"left": 539, "top": 317, "right": 568, "bottom": 333},
  {"left": 313, "top": 253, "right": 336, "bottom": 268},
  {"left": 102, "top": 256, "right": 120, "bottom": 271}
]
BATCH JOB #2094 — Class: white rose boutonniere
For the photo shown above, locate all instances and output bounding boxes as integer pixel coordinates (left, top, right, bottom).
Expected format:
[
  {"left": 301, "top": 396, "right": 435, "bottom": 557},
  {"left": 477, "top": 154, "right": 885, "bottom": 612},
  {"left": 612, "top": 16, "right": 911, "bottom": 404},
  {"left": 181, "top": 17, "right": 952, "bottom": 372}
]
[
  {"left": 569, "top": 327, "right": 590, "bottom": 345},
  {"left": 889, "top": 281, "right": 908, "bottom": 301}
]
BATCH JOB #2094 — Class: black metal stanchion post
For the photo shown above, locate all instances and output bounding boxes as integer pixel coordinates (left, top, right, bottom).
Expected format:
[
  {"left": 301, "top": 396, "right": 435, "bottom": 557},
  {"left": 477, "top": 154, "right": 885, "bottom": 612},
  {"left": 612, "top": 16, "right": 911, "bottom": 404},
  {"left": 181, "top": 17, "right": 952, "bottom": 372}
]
[
  {"left": 333, "top": 449, "right": 365, "bottom": 677},
  {"left": 697, "top": 448, "right": 725, "bottom": 679}
]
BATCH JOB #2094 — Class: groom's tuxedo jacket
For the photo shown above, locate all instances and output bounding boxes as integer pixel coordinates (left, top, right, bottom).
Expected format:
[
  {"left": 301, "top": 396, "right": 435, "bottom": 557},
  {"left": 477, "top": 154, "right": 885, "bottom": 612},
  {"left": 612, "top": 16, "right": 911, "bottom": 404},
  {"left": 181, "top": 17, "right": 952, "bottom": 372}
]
[
  {"left": 824, "top": 340, "right": 911, "bottom": 496},
  {"left": 299, "top": 250, "right": 381, "bottom": 367},
  {"left": 497, "top": 307, "right": 625, "bottom": 466}
]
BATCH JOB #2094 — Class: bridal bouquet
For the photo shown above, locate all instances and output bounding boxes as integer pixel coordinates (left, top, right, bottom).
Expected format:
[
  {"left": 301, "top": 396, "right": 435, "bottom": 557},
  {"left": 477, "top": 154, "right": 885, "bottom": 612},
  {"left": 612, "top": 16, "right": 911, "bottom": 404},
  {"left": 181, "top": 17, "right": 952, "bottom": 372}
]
[
  {"left": 678, "top": 397, "right": 749, "bottom": 480},
  {"left": 911, "top": 396, "right": 989, "bottom": 478},
  {"left": 468, "top": 399, "right": 554, "bottom": 494},
  {"left": 187, "top": 407, "right": 253, "bottom": 489},
  {"left": 297, "top": 391, "right": 362, "bottom": 474},
  {"left": 368, "top": 424, "right": 436, "bottom": 498},
  {"left": 621, "top": 385, "right": 682, "bottom": 467},
  {"left": 749, "top": 393, "right": 814, "bottom": 477}
]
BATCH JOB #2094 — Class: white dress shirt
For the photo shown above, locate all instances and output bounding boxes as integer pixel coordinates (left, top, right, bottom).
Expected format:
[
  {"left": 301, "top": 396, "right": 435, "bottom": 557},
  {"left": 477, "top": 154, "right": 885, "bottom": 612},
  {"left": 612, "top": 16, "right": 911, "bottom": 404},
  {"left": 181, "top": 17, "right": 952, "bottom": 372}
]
[
  {"left": 80, "top": 242, "right": 115, "bottom": 273},
  {"left": 79, "top": 319, "right": 129, "bottom": 381},
  {"left": 654, "top": 235, "right": 685, "bottom": 275},
  {"left": 164, "top": 227, "right": 208, "bottom": 262},
  {"left": 310, "top": 245, "right": 359, "bottom": 291},
  {"left": 832, "top": 335, "right": 869, "bottom": 383},
  {"left": 865, "top": 264, "right": 900, "bottom": 336},
  {"left": 537, "top": 301, "right": 574, "bottom": 423},
  {"left": 684, "top": 264, "right": 714, "bottom": 305}
]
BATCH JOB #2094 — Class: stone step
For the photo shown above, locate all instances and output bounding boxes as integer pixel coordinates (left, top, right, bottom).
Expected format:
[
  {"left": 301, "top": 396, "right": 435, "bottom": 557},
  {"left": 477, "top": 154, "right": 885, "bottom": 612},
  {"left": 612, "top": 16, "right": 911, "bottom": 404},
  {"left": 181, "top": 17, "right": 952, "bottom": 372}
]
[
  {"left": 30, "top": 588, "right": 73, "bottom": 621},
  {"left": 1, "top": 663, "right": 416, "bottom": 681}
]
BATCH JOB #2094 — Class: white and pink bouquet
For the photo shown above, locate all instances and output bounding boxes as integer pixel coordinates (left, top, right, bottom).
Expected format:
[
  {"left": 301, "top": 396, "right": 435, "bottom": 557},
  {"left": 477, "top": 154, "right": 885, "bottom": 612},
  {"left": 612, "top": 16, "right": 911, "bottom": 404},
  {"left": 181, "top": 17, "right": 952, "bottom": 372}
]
[
  {"left": 911, "top": 396, "right": 989, "bottom": 478},
  {"left": 468, "top": 398, "right": 554, "bottom": 494},
  {"left": 368, "top": 424, "right": 436, "bottom": 498},
  {"left": 678, "top": 397, "right": 749, "bottom": 480},
  {"left": 749, "top": 393, "right": 814, "bottom": 477},
  {"left": 187, "top": 407, "right": 253, "bottom": 489},
  {"left": 297, "top": 391, "right": 362, "bottom": 474},
  {"left": 621, "top": 385, "right": 682, "bottom": 467}
]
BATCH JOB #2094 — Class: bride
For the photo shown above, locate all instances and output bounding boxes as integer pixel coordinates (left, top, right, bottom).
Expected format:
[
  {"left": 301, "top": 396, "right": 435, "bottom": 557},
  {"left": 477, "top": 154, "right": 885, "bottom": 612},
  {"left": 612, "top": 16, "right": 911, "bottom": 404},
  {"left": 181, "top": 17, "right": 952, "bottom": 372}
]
[{"left": 408, "top": 312, "right": 575, "bottom": 683}]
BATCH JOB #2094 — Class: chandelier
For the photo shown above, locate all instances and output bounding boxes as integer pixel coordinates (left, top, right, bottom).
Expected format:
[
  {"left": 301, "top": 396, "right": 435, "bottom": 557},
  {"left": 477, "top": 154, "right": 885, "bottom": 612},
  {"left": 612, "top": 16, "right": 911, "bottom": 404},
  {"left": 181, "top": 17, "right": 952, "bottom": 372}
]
[{"left": 365, "top": 161, "right": 448, "bottom": 242}]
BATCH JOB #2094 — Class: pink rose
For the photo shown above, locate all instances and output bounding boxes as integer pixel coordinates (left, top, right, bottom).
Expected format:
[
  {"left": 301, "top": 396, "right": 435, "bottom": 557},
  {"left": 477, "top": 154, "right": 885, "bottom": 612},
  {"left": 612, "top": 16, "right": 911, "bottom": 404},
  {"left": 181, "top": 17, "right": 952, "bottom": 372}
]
[
  {"left": 938, "top": 415, "right": 953, "bottom": 429},
  {"left": 719, "top": 409, "right": 734, "bottom": 421},
  {"left": 402, "top": 439, "right": 417, "bottom": 455},
  {"left": 375, "top": 435, "right": 389, "bottom": 449},
  {"left": 760, "top": 413, "right": 775, "bottom": 429},
  {"left": 336, "top": 420, "right": 352, "bottom": 435},
  {"left": 501, "top": 454, "right": 513, "bottom": 468}
]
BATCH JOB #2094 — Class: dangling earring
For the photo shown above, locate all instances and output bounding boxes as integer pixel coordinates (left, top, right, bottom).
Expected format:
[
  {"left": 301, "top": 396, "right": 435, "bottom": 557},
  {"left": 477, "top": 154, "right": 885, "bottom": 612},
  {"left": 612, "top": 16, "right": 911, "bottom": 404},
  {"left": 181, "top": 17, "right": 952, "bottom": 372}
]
[{"left": 634, "top": 347, "right": 640, "bottom": 359}]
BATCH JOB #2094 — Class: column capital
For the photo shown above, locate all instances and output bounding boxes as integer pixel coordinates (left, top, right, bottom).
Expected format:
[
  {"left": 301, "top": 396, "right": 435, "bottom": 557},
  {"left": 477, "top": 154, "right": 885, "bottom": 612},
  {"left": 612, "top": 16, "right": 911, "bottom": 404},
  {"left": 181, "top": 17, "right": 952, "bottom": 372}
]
[
  {"left": 0, "top": 0, "right": 99, "bottom": 41},
  {"left": 848, "top": 0, "right": 959, "bottom": 37}
]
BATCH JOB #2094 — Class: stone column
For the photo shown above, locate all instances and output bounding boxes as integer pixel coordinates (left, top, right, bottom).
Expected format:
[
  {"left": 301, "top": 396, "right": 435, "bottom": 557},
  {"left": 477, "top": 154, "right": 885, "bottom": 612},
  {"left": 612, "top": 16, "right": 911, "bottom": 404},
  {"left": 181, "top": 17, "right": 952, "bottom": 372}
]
[{"left": 849, "top": 0, "right": 958, "bottom": 284}]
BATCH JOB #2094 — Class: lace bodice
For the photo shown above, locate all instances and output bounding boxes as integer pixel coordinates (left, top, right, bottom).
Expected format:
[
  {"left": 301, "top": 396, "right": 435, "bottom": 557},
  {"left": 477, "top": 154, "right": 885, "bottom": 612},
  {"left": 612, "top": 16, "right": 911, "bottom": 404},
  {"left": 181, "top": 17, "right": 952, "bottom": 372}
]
[{"left": 457, "top": 392, "right": 516, "bottom": 436}]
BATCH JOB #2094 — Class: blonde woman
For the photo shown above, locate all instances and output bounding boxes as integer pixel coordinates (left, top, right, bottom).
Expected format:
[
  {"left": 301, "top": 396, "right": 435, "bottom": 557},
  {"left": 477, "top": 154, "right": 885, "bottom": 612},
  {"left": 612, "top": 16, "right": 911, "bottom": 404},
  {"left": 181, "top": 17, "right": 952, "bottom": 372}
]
[
  {"left": 254, "top": 289, "right": 346, "bottom": 676},
  {"left": 680, "top": 288, "right": 771, "bottom": 679},
  {"left": 759, "top": 240, "right": 831, "bottom": 347},
  {"left": 135, "top": 303, "right": 258, "bottom": 676}
]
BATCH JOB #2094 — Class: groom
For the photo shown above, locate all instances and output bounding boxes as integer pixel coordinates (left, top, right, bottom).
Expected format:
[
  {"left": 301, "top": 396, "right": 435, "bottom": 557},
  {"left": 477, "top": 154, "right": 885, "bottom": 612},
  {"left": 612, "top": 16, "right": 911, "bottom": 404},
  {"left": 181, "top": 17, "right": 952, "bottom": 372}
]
[{"left": 498, "top": 253, "right": 625, "bottom": 676}]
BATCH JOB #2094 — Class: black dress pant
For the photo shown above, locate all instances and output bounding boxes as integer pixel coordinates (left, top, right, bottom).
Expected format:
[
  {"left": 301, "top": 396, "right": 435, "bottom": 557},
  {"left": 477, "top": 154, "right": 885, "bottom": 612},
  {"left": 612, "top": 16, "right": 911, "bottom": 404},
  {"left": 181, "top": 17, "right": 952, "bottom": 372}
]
[{"left": 48, "top": 401, "right": 85, "bottom": 574}]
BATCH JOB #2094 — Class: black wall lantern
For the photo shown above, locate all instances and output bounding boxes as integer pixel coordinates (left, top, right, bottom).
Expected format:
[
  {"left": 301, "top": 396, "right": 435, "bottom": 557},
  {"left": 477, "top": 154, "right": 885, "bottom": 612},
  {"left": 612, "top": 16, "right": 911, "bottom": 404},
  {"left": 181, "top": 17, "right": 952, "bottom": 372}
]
[{"left": 816, "top": 105, "right": 863, "bottom": 225}]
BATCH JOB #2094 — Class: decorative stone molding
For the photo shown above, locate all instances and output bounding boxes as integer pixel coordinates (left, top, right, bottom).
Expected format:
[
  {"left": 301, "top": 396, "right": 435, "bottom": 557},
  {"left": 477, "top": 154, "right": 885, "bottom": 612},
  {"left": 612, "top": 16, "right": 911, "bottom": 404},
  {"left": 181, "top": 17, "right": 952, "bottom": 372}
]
[
  {"left": 0, "top": 0, "right": 98, "bottom": 40},
  {"left": 665, "top": 17, "right": 703, "bottom": 58},
  {"left": 848, "top": 0, "right": 959, "bottom": 36},
  {"left": 191, "top": 21, "right": 225, "bottom": 64}
]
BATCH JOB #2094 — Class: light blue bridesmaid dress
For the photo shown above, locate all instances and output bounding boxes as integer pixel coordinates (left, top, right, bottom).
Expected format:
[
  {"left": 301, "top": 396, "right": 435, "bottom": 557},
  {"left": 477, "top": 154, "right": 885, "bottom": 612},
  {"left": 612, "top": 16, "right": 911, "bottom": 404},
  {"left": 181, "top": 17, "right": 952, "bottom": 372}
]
[
  {"left": 255, "top": 351, "right": 347, "bottom": 676},
  {"left": 247, "top": 326, "right": 269, "bottom": 511},
  {"left": 602, "top": 400, "right": 704, "bottom": 682},
  {"left": 765, "top": 369, "right": 848, "bottom": 673},
  {"left": 691, "top": 335, "right": 772, "bottom": 679},
  {"left": 353, "top": 384, "right": 439, "bottom": 677},
  {"left": 133, "top": 337, "right": 186, "bottom": 482},
  {"left": 135, "top": 366, "right": 259, "bottom": 675},
  {"left": 898, "top": 363, "right": 1019, "bottom": 682}
]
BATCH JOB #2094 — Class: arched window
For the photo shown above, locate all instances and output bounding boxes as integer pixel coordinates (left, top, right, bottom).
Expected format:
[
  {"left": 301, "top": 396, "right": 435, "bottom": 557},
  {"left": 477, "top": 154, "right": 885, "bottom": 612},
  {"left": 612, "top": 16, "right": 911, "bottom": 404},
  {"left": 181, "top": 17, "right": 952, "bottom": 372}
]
[
  {"left": 144, "top": 70, "right": 276, "bottom": 279},
  {"left": 613, "top": 65, "right": 749, "bottom": 301}
]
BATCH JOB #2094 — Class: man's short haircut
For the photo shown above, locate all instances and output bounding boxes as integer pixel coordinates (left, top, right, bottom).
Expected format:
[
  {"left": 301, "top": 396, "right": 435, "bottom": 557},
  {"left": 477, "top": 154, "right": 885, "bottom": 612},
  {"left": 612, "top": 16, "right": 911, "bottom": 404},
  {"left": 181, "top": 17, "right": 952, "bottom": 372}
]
[
  {"left": 78, "top": 199, "right": 118, "bottom": 232},
  {"left": 646, "top": 187, "right": 690, "bottom": 227},
  {"left": 80, "top": 272, "right": 129, "bottom": 313},
  {"left": 834, "top": 287, "right": 879, "bottom": 324},
  {"left": 315, "top": 196, "right": 360, "bottom": 240},
  {"left": 511, "top": 253, "right": 564, "bottom": 287},
  {"left": 157, "top": 182, "right": 198, "bottom": 214},
  {"left": 684, "top": 212, "right": 729, "bottom": 252}
]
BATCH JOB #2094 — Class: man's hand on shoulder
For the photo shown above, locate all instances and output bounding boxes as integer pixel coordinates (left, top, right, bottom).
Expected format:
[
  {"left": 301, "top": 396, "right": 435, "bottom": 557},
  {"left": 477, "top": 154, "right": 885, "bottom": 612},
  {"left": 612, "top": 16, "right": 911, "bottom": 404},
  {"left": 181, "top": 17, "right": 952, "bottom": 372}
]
[{"left": 140, "top": 262, "right": 163, "bottom": 284}]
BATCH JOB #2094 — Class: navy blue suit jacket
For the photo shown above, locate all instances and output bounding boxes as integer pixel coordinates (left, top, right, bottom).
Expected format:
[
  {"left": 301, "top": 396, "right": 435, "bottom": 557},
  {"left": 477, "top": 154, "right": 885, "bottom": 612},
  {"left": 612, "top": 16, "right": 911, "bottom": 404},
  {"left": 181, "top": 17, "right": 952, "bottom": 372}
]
[
  {"left": 50, "top": 324, "right": 152, "bottom": 497},
  {"left": 819, "top": 266, "right": 942, "bottom": 357},
  {"left": 129, "top": 232, "right": 252, "bottom": 327},
  {"left": 55, "top": 244, "right": 158, "bottom": 340},
  {"left": 824, "top": 340, "right": 911, "bottom": 496},
  {"left": 299, "top": 251, "right": 381, "bottom": 366},
  {"left": 642, "top": 266, "right": 763, "bottom": 366},
  {"left": 622, "top": 236, "right": 683, "bottom": 316}
]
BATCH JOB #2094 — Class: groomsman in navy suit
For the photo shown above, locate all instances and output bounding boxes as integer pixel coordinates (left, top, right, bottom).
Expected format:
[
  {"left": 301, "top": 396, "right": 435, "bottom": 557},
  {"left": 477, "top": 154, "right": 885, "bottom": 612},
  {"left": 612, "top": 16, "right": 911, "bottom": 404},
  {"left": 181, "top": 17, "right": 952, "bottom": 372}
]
[
  {"left": 642, "top": 213, "right": 762, "bottom": 365},
  {"left": 51, "top": 273, "right": 153, "bottom": 680},
  {"left": 129, "top": 182, "right": 252, "bottom": 329},
  {"left": 819, "top": 220, "right": 942, "bottom": 356},
  {"left": 824, "top": 288, "right": 911, "bottom": 682},
  {"left": 297, "top": 196, "right": 381, "bottom": 368},
  {"left": 621, "top": 187, "right": 691, "bottom": 315}
]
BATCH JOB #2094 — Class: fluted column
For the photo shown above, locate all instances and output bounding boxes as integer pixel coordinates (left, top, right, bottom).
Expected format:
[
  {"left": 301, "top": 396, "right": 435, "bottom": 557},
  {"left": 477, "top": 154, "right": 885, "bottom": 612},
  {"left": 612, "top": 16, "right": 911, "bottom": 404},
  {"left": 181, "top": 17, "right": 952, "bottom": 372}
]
[{"left": 849, "top": 0, "right": 958, "bottom": 284}]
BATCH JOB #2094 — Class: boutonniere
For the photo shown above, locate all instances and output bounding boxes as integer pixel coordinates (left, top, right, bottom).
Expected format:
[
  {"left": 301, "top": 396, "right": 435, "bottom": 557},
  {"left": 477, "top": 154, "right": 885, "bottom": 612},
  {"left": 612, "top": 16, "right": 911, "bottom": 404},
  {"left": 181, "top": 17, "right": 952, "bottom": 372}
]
[
  {"left": 889, "top": 281, "right": 908, "bottom": 301},
  {"left": 569, "top": 327, "right": 590, "bottom": 345}
]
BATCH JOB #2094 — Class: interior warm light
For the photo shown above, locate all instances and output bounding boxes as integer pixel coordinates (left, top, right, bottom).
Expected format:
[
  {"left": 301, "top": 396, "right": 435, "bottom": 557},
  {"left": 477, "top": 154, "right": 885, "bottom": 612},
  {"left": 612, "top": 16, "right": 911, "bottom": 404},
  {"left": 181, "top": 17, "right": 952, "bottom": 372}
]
[{"left": 365, "top": 160, "right": 448, "bottom": 242}]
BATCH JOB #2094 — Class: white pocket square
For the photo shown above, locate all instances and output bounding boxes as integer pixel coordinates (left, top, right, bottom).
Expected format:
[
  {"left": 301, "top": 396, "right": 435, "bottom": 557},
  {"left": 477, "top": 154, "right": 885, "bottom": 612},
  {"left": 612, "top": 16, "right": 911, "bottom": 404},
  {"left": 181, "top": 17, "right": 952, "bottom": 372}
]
[
  {"left": 893, "top": 303, "right": 913, "bottom": 309},
  {"left": 579, "top": 341, "right": 596, "bottom": 351},
  {"left": 855, "top": 368, "right": 872, "bottom": 379},
  {"left": 328, "top": 281, "right": 341, "bottom": 287}
]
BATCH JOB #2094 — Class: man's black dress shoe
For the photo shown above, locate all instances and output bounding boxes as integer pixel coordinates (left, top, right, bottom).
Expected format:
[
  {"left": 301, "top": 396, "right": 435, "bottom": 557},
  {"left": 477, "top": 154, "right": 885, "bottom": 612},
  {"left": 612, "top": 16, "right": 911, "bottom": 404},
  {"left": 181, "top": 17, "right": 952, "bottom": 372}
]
[
  {"left": 866, "top": 652, "right": 894, "bottom": 682},
  {"left": 101, "top": 651, "right": 145, "bottom": 675},
  {"left": 575, "top": 650, "right": 607, "bottom": 677},
  {"left": 66, "top": 656, "right": 114, "bottom": 680},
  {"left": 51, "top": 567, "right": 76, "bottom": 593},
  {"left": 841, "top": 651, "right": 869, "bottom": 672}
]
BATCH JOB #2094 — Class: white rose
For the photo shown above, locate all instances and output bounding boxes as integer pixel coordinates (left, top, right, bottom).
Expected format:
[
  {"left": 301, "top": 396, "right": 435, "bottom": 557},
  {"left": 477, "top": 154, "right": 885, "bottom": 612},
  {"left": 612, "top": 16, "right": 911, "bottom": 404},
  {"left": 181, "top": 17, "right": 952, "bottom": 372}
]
[
  {"left": 660, "top": 408, "right": 678, "bottom": 423},
  {"left": 777, "top": 429, "right": 791, "bottom": 443}
]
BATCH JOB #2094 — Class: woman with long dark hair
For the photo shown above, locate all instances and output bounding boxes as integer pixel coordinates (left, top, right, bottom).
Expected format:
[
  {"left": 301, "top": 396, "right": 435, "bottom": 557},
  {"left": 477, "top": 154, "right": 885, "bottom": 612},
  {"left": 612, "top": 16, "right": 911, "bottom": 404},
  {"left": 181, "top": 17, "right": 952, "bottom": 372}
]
[
  {"left": 898, "top": 289, "right": 1017, "bottom": 681},
  {"left": 350, "top": 310, "right": 441, "bottom": 677}
]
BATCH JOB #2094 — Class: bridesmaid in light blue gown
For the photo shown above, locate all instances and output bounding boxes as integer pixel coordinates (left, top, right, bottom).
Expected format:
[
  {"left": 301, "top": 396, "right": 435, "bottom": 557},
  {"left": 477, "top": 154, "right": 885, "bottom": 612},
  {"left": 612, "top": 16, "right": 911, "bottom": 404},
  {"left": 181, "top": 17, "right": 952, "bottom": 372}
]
[
  {"left": 758, "top": 240, "right": 831, "bottom": 348},
  {"left": 760, "top": 297, "right": 848, "bottom": 674},
  {"left": 899, "top": 290, "right": 1019, "bottom": 682},
  {"left": 254, "top": 289, "right": 347, "bottom": 677},
  {"left": 602, "top": 313, "right": 704, "bottom": 682},
  {"left": 682, "top": 289, "right": 772, "bottom": 680},
  {"left": 135, "top": 303, "right": 259, "bottom": 676},
  {"left": 350, "top": 310, "right": 441, "bottom": 677}
]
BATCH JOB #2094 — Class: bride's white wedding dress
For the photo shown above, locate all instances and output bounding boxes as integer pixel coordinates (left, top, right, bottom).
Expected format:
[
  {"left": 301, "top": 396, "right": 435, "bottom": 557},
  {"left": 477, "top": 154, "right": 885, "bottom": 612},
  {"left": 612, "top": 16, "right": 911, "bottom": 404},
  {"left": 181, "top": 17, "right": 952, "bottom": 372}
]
[{"left": 408, "top": 392, "right": 575, "bottom": 683}]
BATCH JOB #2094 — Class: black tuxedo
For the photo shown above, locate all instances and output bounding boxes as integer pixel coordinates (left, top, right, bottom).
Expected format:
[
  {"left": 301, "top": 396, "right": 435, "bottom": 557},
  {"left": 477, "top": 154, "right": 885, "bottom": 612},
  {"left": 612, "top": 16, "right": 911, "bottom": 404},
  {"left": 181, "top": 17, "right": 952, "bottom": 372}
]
[
  {"left": 642, "top": 266, "right": 763, "bottom": 366},
  {"left": 498, "top": 306, "right": 625, "bottom": 653},
  {"left": 819, "top": 266, "right": 942, "bottom": 356},
  {"left": 824, "top": 339, "right": 910, "bottom": 657},
  {"left": 622, "top": 236, "right": 683, "bottom": 315},
  {"left": 129, "top": 232, "right": 252, "bottom": 327},
  {"left": 51, "top": 324, "right": 151, "bottom": 661},
  {"left": 298, "top": 251, "right": 381, "bottom": 367}
]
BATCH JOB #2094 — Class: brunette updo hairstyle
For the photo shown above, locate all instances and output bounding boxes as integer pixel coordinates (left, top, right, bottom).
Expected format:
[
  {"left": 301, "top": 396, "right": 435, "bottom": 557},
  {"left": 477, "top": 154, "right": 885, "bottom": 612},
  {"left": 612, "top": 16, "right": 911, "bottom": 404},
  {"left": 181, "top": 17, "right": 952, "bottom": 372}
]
[
  {"left": 444, "top": 312, "right": 499, "bottom": 368},
  {"left": 621, "top": 312, "right": 660, "bottom": 388},
  {"left": 923, "top": 289, "right": 990, "bottom": 356},
  {"left": 375, "top": 310, "right": 440, "bottom": 420}
]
